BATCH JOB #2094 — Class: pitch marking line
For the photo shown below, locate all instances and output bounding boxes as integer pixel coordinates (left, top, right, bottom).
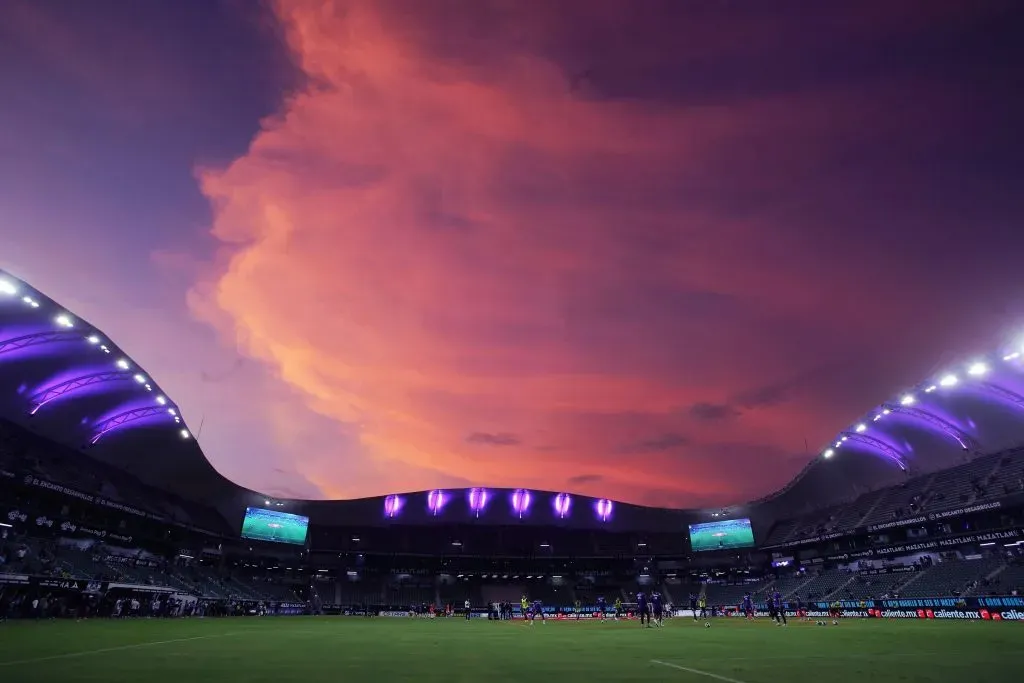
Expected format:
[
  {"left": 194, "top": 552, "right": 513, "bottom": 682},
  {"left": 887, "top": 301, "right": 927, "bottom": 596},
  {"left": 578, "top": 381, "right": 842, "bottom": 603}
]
[
  {"left": 0, "top": 633, "right": 241, "bottom": 668},
  {"left": 651, "top": 660, "right": 750, "bottom": 683}
]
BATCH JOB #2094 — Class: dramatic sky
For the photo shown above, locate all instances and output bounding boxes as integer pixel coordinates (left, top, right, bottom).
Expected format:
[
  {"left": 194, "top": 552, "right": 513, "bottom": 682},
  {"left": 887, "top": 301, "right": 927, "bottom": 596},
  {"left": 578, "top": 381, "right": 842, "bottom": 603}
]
[{"left": 2, "top": 0, "right": 1023, "bottom": 507}]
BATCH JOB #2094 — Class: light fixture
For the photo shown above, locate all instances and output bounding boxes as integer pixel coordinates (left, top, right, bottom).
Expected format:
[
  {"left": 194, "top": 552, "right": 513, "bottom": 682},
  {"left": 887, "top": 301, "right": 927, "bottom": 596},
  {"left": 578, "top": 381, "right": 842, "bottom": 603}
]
[
  {"left": 967, "top": 362, "right": 988, "bottom": 377},
  {"left": 823, "top": 449, "right": 834, "bottom": 458}
]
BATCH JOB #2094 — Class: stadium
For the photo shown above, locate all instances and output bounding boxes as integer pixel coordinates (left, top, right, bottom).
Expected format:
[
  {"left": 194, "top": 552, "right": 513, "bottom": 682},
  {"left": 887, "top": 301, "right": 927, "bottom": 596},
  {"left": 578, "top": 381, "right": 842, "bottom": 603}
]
[{"left": 1, "top": 267, "right": 1022, "bottom": 683}]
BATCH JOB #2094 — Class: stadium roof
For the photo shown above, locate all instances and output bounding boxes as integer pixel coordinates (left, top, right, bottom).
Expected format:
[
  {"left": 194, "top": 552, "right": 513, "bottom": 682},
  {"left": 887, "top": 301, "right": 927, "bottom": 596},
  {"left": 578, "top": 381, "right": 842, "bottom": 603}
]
[{"left": 3, "top": 267, "right": 1024, "bottom": 524}]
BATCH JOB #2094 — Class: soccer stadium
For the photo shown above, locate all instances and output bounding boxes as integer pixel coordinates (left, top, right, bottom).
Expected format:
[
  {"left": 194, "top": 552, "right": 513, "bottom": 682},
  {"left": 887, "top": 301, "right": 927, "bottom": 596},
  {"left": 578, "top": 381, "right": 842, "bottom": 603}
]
[{"left": 1, "top": 267, "right": 1022, "bottom": 683}]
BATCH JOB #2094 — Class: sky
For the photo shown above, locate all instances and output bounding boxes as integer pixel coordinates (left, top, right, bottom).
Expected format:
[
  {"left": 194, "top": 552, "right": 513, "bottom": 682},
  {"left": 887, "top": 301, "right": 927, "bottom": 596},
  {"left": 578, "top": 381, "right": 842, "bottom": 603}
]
[{"left": 1, "top": 0, "right": 1023, "bottom": 508}]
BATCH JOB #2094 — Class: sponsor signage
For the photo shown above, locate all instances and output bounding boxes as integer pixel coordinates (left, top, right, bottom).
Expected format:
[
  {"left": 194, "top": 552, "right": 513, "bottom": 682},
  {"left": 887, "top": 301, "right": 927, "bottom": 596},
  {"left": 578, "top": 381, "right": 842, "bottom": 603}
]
[
  {"left": 766, "top": 496, "right": 1022, "bottom": 549},
  {"left": 20, "top": 475, "right": 163, "bottom": 521},
  {"left": 859, "top": 566, "right": 916, "bottom": 575}
]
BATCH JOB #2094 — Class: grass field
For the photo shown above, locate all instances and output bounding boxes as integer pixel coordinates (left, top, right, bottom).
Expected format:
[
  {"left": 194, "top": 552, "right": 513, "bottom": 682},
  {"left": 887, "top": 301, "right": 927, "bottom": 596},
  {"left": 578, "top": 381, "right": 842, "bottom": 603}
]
[{"left": 0, "top": 616, "right": 1019, "bottom": 683}]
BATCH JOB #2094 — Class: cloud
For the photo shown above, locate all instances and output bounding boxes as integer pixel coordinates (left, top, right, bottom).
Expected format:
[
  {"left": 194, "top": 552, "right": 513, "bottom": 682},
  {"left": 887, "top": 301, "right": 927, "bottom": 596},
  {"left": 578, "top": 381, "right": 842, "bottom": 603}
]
[
  {"left": 687, "top": 402, "right": 741, "bottom": 422},
  {"left": 566, "top": 474, "right": 603, "bottom": 486},
  {"left": 621, "top": 433, "right": 692, "bottom": 454},
  {"left": 188, "top": 0, "right": 1023, "bottom": 506},
  {"left": 466, "top": 432, "right": 521, "bottom": 447}
]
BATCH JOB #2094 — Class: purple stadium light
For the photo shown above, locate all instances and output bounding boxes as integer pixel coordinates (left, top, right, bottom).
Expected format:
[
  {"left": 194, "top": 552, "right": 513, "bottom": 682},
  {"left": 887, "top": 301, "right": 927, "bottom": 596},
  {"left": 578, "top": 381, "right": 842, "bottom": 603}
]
[
  {"left": 427, "top": 490, "right": 448, "bottom": 515},
  {"left": 383, "top": 494, "right": 404, "bottom": 519},
  {"left": 595, "top": 498, "right": 613, "bottom": 522},
  {"left": 553, "top": 493, "right": 572, "bottom": 519},
  {"left": 468, "top": 488, "right": 489, "bottom": 516},
  {"left": 511, "top": 489, "right": 532, "bottom": 518}
]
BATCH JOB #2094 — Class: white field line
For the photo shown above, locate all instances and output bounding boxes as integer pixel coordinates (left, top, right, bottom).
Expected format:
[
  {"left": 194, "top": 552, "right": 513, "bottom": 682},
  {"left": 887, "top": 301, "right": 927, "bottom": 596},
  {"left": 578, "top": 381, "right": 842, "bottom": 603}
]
[
  {"left": 651, "top": 660, "right": 750, "bottom": 683},
  {"left": 0, "top": 632, "right": 240, "bottom": 668}
]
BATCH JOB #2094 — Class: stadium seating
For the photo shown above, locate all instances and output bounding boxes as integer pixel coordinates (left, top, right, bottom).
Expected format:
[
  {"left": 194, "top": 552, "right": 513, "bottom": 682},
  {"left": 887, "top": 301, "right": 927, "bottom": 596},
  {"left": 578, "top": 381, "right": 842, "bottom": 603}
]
[
  {"left": 896, "top": 558, "right": 1004, "bottom": 598},
  {"left": 792, "top": 570, "right": 855, "bottom": 601}
]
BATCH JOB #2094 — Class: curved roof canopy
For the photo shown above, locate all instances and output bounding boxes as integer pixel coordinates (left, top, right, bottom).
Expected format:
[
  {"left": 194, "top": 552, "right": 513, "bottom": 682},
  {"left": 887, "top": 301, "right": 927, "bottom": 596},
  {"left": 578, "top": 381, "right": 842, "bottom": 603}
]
[{"left": 3, "top": 267, "right": 1024, "bottom": 524}]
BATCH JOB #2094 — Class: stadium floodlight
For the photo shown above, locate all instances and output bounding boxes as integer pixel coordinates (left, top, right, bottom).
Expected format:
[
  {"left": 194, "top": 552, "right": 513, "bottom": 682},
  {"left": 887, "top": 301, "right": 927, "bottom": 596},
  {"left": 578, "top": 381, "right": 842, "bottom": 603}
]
[
  {"left": 468, "top": 487, "right": 489, "bottom": 516},
  {"left": 967, "top": 361, "right": 988, "bottom": 376},
  {"left": 144, "top": 384, "right": 152, "bottom": 391},
  {"left": 179, "top": 429, "right": 190, "bottom": 439},
  {"left": 834, "top": 441, "right": 842, "bottom": 447},
  {"left": 823, "top": 449, "right": 834, "bottom": 458},
  {"left": 841, "top": 435, "right": 849, "bottom": 442},
  {"left": 882, "top": 409, "right": 891, "bottom": 415},
  {"left": 553, "top": 493, "right": 572, "bottom": 519},
  {"left": 924, "top": 385, "right": 937, "bottom": 393},
  {"left": 873, "top": 414, "right": 883, "bottom": 422},
  {"left": 133, "top": 374, "right": 146, "bottom": 384},
  {"left": 116, "top": 359, "right": 130, "bottom": 370},
  {"left": 22, "top": 296, "right": 40, "bottom": 308},
  {"left": 900, "top": 394, "right": 915, "bottom": 405},
  {"left": 155, "top": 395, "right": 167, "bottom": 405},
  {"left": 383, "top": 494, "right": 403, "bottom": 519},
  {"left": 1005, "top": 352, "right": 1021, "bottom": 361},
  {"left": 511, "top": 489, "right": 532, "bottom": 518},
  {"left": 939, "top": 374, "right": 958, "bottom": 387},
  {"left": 0, "top": 279, "right": 17, "bottom": 296},
  {"left": 86, "top": 335, "right": 100, "bottom": 344},
  {"left": 855, "top": 424, "right": 867, "bottom": 433},
  {"left": 427, "top": 489, "right": 447, "bottom": 515},
  {"left": 54, "top": 314, "right": 73, "bottom": 328},
  {"left": 595, "top": 498, "right": 613, "bottom": 522},
  {"left": 167, "top": 407, "right": 176, "bottom": 416}
]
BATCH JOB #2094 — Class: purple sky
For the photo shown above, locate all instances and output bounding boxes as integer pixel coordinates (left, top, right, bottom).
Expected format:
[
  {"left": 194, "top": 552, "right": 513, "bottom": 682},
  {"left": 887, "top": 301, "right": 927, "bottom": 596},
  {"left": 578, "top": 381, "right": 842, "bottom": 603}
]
[{"left": 1, "top": 0, "right": 1023, "bottom": 507}]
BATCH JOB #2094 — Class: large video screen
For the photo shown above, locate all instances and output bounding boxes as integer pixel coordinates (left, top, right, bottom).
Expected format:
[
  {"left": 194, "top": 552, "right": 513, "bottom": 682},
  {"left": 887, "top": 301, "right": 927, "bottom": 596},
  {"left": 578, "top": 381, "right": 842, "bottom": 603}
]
[
  {"left": 241, "top": 507, "right": 309, "bottom": 545},
  {"left": 688, "top": 518, "right": 755, "bottom": 552}
]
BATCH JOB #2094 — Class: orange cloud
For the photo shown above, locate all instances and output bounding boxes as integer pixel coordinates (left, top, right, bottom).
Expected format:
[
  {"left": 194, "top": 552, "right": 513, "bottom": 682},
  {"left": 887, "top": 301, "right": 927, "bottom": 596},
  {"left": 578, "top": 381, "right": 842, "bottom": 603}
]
[{"left": 190, "top": 0, "right": 948, "bottom": 505}]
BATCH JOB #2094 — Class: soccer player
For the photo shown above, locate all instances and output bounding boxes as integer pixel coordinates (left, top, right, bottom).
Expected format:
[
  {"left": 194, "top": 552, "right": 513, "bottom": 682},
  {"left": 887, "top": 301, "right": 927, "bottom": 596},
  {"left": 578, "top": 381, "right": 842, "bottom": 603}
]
[
  {"left": 651, "top": 591, "right": 664, "bottom": 627},
  {"left": 829, "top": 600, "right": 842, "bottom": 621},
  {"left": 741, "top": 592, "right": 754, "bottom": 620},
  {"left": 597, "top": 596, "right": 607, "bottom": 621},
  {"left": 520, "top": 596, "right": 529, "bottom": 623},
  {"left": 614, "top": 597, "right": 623, "bottom": 621},
  {"left": 689, "top": 592, "right": 699, "bottom": 621},
  {"left": 574, "top": 598, "right": 582, "bottom": 620},
  {"left": 794, "top": 595, "right": 808, "bottom": 622},
  {"left": 636, "top": 591, "right": 650, "bottom": 627},
  {"left": 532, "top": 599, "right": 546, "bottom": 625},
  {"left": 464, "top": 598, "right": 471, "bottom": 621},
  {"left": 698, "top": 595, "right": 708, "bottom": 621},
  {"left": 772, "top": 590, "right": 787, "bottom": 626}
]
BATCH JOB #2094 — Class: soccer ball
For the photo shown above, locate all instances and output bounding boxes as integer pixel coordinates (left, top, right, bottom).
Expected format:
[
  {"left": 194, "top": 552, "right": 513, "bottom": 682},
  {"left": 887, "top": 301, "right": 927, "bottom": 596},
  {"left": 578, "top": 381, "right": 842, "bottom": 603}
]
[
  {"left": 816, "top": 620, "right": 824, "bottom": 626},
  {"left": 704, "top": 622, "right": 711, "bottom": 628},
  {"left": 832, "top": 620, "right": 838, "bottom": 626}
]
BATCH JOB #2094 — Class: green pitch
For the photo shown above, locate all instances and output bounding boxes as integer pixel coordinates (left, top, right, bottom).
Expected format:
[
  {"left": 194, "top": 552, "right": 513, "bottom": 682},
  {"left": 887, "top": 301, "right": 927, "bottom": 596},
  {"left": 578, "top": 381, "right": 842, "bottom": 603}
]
[{"left": 0, "top": 616, "right": 1017, "bottom": 683}]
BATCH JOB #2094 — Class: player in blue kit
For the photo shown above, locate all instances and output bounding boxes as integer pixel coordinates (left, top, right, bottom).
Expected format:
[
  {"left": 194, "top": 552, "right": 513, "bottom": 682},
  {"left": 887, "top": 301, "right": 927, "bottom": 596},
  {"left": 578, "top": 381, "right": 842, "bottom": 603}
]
[
  {"left": 636, "top": 591, "right": 650, "bottom": 627},
  {"left": 651, "top": 591, "right": 664, "bottom": 627},
  {"left": 772, "top": 590, "right": 787, "bottom": 626},
  {"left": 597, "top": 596, "right": 607, "bottom": 622},
  {"left": 742, "top": 592, "right": 754, "bottom": 620},
  {"left": 689, "top": 593, "right": 698, "bottom": 621},
  {"left": 531, "top": 599, "right": 546, "bottom": 625}
]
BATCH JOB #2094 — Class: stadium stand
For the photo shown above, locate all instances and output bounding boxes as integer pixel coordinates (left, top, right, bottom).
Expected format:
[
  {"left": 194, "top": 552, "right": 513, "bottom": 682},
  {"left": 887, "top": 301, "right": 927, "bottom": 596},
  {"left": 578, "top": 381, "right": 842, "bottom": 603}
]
[
  {"left": 895, "top": 557, "right": 1005, "bottom": 598},
  {"left": 4, "top": 269, "right": 1024, "bottom": 623}
]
